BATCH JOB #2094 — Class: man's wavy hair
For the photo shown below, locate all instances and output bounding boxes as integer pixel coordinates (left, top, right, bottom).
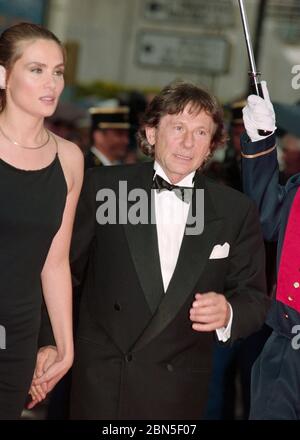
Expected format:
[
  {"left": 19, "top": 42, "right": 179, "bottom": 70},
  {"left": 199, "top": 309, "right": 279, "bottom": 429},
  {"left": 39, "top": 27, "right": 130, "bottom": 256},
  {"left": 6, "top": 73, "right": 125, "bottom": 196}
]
[{"left": 137, "top": 81, "right": 227, "bottom": 162}]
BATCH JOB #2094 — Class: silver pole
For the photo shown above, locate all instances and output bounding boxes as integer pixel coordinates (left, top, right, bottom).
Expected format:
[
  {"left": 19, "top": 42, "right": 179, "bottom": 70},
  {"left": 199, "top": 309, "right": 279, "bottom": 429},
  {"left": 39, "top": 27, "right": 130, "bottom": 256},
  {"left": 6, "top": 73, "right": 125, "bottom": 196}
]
[{"left": 238, "top": 0, "right": 260, "bottom": 96}]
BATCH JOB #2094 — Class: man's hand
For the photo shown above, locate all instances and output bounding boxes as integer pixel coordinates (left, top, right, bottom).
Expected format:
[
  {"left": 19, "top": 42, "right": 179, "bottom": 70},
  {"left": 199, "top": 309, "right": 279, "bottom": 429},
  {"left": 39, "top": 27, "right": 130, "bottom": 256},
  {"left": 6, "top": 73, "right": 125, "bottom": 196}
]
[
  {"left": 189, "top": 292, "right": 231, "bottom": 332},
  {"left": 27, "top": 345, "right": 73, "bottom": 410},
  {"left": 242, "top": 81, "right": 276, "bottom": 142}
]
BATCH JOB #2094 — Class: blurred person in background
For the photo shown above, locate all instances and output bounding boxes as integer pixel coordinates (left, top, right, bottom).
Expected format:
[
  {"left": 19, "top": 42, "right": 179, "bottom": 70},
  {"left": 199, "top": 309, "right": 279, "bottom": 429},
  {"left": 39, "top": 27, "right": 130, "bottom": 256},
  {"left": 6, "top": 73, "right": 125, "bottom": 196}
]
[
  {"left": 221, "top": 99, "right": 246, "bottom": 191},
  {"left": 279, "top": 134, "right": 300, "bottom": 184},
  {"left": 273, "top": 102, "right": 300, "bottom": 185},
  {"left": 119, "top": 90, "right": 148, "bottom": 164},
  {"left": 84, "top": 106, "right": 130, "bottom": 169},
  {"left": 203, "top": 99, "right": 245, "bottom": 190}
]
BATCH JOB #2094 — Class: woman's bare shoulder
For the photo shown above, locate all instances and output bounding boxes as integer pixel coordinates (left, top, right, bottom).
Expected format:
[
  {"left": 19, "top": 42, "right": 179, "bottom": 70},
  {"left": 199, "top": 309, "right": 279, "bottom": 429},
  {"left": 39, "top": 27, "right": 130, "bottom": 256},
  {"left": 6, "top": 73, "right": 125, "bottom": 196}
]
[
  {"left": 51, "top": 133, "right": 84, "bottom": 191},
  {"left": 52, "top": 133, "right": 83, "bottom": 163}
]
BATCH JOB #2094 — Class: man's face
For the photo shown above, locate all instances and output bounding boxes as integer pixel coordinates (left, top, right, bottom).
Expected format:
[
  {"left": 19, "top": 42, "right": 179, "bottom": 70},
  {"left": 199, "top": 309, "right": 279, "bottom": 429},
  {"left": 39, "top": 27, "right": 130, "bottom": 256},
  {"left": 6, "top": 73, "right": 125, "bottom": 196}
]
[{"left": 146, "top": 105, "right": 215, "bottom": 183}]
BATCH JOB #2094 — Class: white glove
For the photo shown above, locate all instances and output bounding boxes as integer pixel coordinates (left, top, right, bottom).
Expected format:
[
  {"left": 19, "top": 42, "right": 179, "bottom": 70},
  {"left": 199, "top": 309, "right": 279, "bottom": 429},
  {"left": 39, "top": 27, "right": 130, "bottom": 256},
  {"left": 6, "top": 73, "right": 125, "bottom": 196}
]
[{"left": 242, "top": 81, "right": 276, "bottom": 142}]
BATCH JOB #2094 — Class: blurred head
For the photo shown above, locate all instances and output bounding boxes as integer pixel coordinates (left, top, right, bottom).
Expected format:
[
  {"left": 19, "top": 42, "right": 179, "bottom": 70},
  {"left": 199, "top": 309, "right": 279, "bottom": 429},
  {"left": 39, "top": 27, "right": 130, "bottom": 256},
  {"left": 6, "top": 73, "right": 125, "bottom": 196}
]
[
  {"left": 93, "top": 129, "right": 129, "bottom": 161},
  {"left": 89, "top": 106, "right": 130, "bottom": 161},
  {"left": 0, "top": 22, "right": 65, "bottom": 115},
  {"left": 137, "top": 81, "right": 226, "bottom": 183},
  {"left": 228, "top": 99, "right": 246, "bottom": 155},
  {"left": 281, "top": 133, "right": 300, "bottom": 177}
]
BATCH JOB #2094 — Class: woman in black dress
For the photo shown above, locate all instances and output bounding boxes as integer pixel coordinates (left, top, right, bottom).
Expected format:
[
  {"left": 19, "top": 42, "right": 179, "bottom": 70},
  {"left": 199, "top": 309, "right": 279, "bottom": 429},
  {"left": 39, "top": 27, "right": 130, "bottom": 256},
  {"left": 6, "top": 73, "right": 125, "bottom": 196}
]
[{"left": 0, "top": 22, "right": 83, "bottom": 419}]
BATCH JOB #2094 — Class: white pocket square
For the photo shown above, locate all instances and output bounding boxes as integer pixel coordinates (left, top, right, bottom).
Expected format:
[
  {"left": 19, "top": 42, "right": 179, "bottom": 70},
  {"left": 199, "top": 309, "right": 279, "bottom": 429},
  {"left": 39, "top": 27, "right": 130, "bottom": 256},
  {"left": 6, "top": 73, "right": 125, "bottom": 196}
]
[{"left": 209, "top": 242, "right": 230, "bottom": 259}]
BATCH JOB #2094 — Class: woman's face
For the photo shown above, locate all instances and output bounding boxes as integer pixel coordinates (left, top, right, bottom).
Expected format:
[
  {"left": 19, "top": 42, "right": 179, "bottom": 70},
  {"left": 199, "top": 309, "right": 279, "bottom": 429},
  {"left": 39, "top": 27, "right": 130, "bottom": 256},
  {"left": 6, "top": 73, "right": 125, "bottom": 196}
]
[{"left": 5, "top": 38, "right": 65, "bottom": 118}]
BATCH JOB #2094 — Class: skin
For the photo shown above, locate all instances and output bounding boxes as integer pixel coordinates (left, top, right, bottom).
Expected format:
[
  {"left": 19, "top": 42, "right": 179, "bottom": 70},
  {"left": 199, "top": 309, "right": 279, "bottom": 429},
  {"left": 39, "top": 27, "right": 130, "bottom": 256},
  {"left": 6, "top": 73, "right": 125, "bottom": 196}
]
[
  {"left": 0, "top": 38, "right": 84, "bottom": 407},
  {"left": 93, "top": 128, "right": 129, "bottom": 162},
  {"left": 146, "top": 105, "right": 215, "bottom": 184},
  {"left": 0, "top": 38, "right": 66, "bottom": 169}
]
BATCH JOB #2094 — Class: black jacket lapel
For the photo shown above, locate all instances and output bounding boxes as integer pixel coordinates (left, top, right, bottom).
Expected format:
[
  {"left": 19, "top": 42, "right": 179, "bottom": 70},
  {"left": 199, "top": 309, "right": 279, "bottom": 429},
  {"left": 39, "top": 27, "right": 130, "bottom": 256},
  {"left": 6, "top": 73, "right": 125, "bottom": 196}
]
[
  {"left": 123, "top": 162, "right": 165, "bottom": 313},
  {"left": 134, "top": 173, "right": 224, "bottom": 351}
]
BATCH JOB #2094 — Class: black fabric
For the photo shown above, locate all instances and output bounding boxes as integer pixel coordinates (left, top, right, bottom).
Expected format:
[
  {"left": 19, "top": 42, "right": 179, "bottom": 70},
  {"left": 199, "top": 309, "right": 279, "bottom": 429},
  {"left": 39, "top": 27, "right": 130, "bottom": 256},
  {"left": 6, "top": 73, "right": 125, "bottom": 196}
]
[
  {"left": 0, "top": 154, "right": 67, "bottom": 419},
  {"left": 241, "top": 133, "right": 300, "bottom": 419},
  {"left": 250, "top": 331, "right": 300, "bottom": 420},
  {"left": 152, "top": 173, "right": 193, "bottom": 203},
  {"left": 68, "top": 161, "right": 269, "bottom": 420},
  {"left": 84, "top": 150, "right": 103, "bottom": 170}
]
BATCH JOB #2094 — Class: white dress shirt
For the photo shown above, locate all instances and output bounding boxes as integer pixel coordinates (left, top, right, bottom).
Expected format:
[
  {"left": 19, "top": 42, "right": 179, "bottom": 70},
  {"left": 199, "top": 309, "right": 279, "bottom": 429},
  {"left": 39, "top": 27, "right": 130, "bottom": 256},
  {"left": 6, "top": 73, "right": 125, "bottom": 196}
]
[{"left": 153, "top": 162, "right": 232, "bottom": 342}]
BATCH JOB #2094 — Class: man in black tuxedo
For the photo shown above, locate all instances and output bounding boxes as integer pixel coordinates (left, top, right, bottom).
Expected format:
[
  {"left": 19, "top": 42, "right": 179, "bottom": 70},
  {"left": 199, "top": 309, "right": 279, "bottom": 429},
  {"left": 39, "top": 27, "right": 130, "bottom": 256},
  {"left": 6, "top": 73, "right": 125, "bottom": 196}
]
[{"left": 32, "top": 81, "right": 269, "bottom": 420}]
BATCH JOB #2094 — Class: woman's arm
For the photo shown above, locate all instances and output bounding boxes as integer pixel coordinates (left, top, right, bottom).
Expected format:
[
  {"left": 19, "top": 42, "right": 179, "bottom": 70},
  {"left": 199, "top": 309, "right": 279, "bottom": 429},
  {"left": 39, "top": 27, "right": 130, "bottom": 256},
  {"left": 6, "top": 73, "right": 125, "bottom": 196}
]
[{"left": 33, "top": 138, "right": 83, "bottom": 392}]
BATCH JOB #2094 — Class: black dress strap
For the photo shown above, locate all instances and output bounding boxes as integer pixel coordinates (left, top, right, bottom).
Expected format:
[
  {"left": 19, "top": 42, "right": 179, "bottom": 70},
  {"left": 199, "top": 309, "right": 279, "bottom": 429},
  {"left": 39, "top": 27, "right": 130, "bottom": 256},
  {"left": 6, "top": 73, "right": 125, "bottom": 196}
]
[{"left": 50, "top": 131, "right": 59, "bottom": 155}]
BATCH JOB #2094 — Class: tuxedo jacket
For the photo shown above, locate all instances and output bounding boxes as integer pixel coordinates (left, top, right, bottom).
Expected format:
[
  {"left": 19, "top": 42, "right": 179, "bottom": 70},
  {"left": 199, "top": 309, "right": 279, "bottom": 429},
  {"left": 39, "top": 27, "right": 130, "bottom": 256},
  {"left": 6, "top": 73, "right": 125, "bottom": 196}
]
[
  {"left": 241, "top": 132, "right": 300, "bottom": 337},
  {"left": 84, "top": 149, "right": 103, "bottom": 170},
  {"left": 69, "top": 161, "right": 268, "bottom": 420}
]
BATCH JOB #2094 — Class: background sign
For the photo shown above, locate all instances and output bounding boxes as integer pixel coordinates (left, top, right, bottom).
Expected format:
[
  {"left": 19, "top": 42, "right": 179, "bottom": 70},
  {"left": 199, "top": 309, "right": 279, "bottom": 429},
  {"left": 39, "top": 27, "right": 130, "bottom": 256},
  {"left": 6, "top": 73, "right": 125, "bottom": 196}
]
[
  {"left": 143, "top": 0, "right": 234, "bottom": 28},
  {"left": 137, "top": 30, "right": 230, "bottom": 74}
]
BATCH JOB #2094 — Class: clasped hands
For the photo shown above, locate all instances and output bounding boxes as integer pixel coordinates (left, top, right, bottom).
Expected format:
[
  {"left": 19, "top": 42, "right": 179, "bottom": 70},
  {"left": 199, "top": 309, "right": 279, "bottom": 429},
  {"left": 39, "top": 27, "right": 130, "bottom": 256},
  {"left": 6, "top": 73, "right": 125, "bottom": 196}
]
[
  {"left": 28, "top": 292, "right": 230, "bottom": 408},
  {"left": 28, "top": 346, "right": 73, "bottom": 409}
]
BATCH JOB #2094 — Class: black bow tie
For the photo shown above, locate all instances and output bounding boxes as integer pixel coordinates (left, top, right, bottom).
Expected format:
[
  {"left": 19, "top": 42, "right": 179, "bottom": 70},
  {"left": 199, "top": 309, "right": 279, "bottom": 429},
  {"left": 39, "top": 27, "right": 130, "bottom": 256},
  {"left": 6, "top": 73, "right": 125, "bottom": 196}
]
[{"left": 152, "top": 174, "right": 193, "bottom": 203}]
